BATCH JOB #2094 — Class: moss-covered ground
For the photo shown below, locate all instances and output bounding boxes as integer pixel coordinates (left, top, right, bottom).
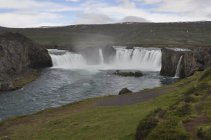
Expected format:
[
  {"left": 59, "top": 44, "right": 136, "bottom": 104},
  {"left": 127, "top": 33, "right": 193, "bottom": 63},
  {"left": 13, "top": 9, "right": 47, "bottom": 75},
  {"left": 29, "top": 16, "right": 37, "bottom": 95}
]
[{"left": 136, "top": 68, "right": 211, "bottom": 140}]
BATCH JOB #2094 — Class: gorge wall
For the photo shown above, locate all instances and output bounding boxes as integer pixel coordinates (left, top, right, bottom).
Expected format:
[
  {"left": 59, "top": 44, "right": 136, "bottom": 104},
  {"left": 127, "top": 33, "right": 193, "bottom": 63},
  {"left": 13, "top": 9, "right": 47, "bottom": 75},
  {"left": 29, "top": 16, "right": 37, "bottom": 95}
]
[
  {"left": 160, "top": 47, "right": 211, "bottom": 78},
  {"left": 0, "top": 32, "right": 52, "bottom": 91}
]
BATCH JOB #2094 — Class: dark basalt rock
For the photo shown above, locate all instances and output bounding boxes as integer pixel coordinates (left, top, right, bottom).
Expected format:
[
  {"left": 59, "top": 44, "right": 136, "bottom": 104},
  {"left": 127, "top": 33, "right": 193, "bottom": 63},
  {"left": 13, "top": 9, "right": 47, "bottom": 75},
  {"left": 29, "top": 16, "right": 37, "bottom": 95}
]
[
  {"left": 114, "top": 70, "right": 143, "bottom": 77},
  {"left": 118, "top": 88, "right": 132, "bottom": 95},
  {"left": 160, "top": 47, "right": 211, "bottom": 78},
  {"left": 0, "top": 82, "right": 14, "bottom": 91},
  {"left": 0, "top": 32, "right": 52, "bottom": 91},
  {"left": 125, "top": 46, "right": 134, "bottom": 49},
  {"left": 44, "top": 44, "right": 76, "bottom": 52},
  {"left": 78, "top": 46, "right": 116, "bottom": 65},
  {"left": 160, "top": 48, "right": 184, "bottom": 77},
  {"left": 79, "top": 47, "right": 101, "bottom": 64},
  {"left": 102, "top": 46, "right": 116, "bottom": 64}
]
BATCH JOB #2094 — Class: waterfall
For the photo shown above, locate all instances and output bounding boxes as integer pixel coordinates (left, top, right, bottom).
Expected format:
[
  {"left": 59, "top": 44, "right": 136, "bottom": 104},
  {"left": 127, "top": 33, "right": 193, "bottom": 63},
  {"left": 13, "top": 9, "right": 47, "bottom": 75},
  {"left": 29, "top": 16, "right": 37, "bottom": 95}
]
[
  {"left": 48, "top": 47, "right": 162, "bottom": 71},
  {"left": 114, "top": 47, "right": 161, "bottom": 71},
  {"left": 99, "top": 48, "right": 104, "bottom": 64},
  {"left": 48, "top": 49, "right": 86, "bottom": 69},
  {"left": 174, "top": 56, "right": 183, "bottom": 78}
]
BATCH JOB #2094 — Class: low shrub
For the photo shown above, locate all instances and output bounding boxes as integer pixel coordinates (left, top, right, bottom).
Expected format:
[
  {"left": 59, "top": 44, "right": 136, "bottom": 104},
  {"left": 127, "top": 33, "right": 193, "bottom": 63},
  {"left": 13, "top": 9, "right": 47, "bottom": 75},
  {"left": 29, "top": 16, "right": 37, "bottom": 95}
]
[
  {"left": 196, "top": 83, "right": 210, "bottom": 92},
  {"left": 183, "top": 86, "right": 196, "bottom": 96},
  {"left": 184, "top": 95, "right": 196, "bottom": 103},
  {"left": 175, "top": 103, "right": 192, "bottom": 117},
  {"left": 157, "top": 109, "right": 166, "bottom": 119},
  {"left": 135, "top": 117, "right": 158, "bottom": 140},
  {"left": 197, "top": 126, "right": 211, "bottom": 140},
  {"left": 198, "top": 67, "right": 211, "bottom": 81},
  {"left": 135, "top": 109, "right": 162, "bottom": 140},
  {"left": 147, "top": 117, "right": 190, "bottom": 140}
]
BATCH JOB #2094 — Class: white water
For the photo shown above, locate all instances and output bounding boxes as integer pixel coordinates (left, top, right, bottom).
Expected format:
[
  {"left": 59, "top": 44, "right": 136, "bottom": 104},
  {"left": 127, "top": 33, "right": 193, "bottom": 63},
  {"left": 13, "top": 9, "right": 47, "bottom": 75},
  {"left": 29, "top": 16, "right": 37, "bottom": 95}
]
[
  {"left": 48, "top": 47, "right": 162, "bottom": 71},
  {"left": 114, "top": 47, "right": 161, "bottom": 71},
  {"left": 49, "top": 49, "right": 86, "bottom": 69},
  {"left": 99, "top": 48, "right": 104, "bottom": 64},
  {"left": 174, "top": 56, "right": 183, "bottom": 78}
]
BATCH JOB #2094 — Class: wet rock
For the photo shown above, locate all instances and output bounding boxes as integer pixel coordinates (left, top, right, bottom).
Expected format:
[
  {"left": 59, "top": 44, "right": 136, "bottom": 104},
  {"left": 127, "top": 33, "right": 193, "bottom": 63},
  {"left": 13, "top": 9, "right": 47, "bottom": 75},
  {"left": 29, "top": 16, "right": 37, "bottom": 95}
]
[
  {"left": 118, "top": 88, "right": 132, "bottom": 95},
  {"left": 77, "top": 46, "right": 116, "bottom": 65},
  {"left": 160, "top": 48, "right": 183, "bottom": 77},
  {"left": 0, "top": 82, "right": 14, "bottom": 91},
  {"left": 79, "top": 47, "right": 101, "bottom": 64},
  {"left": 160, "top": 47, "right": 211, "bottom": 78},
  {"left": 125, "top": 46, "right": 134, "bottom": 49},
  {"left": 102, "top": 46, "right": 116, "bottom": 64},
  {"left": 114, "top": 70, "right": 143, "bottom": 77}
]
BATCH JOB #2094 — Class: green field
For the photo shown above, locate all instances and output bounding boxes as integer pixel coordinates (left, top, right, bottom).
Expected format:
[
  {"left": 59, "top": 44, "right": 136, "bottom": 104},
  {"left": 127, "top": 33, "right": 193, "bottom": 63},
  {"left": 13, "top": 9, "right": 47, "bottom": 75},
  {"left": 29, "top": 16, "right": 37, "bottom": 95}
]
[{"left": 0, "top": 68, "right": 211, "bottom": 140}]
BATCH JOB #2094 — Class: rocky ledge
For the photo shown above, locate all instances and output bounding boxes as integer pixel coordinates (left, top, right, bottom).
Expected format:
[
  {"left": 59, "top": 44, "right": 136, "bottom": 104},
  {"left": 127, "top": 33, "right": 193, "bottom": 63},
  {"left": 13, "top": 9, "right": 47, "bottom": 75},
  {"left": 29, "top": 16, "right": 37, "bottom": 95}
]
[
  {"left": 160, "top": 47, "right": 211, "bottom": 78},
  {"left": 114, "top": 70, "right": 143, "bottom": 77},
  {"left": 0, "top": 32, "right": 52, "bottom": 91}
]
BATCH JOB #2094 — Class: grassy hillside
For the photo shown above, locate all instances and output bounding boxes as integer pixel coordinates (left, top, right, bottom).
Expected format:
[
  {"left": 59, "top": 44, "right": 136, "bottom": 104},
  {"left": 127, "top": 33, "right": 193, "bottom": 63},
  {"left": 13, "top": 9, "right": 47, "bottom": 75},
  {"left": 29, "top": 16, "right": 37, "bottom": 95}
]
[
  {"left": 1, "top": 22, "right": 211, "bottom": 48},
  {"left": 0, "top": 68, "right": 211, "bottom": 140},
  {"left": 136, "top": 68, "right": 211, "bottom": 140}
]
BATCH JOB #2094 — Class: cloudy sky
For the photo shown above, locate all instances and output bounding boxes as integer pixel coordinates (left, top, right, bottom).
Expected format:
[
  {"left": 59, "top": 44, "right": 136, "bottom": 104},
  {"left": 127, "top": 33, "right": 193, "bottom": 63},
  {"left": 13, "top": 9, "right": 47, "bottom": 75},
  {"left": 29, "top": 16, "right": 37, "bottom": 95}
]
[{"left": 0, "top": 0, "right": 211, "bottom": 27}]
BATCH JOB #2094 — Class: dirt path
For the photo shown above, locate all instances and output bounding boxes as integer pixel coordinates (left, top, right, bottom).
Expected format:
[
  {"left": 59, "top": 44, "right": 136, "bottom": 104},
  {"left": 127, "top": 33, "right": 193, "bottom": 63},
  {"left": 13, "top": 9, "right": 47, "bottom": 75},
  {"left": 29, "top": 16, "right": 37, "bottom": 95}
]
[
  {"left": 96, "top": 86, "right": 177, "bottom": 106},
  {"left": 184, "top": 115, "right": 209, "bottom": 133}
]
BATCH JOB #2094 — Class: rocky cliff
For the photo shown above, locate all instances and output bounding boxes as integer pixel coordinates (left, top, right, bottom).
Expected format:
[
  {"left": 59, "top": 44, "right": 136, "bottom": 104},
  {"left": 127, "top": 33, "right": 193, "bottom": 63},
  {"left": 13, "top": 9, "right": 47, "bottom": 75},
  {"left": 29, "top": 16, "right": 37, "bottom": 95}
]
[
  {"left": 0, "top": 32, "right": 52, "bottom": 91},
  {"left": 76, "top": 46, "right": 116, "bottom": 65},
  {"left": 160, "top": 47, "right": 211, "bottom": 78}
]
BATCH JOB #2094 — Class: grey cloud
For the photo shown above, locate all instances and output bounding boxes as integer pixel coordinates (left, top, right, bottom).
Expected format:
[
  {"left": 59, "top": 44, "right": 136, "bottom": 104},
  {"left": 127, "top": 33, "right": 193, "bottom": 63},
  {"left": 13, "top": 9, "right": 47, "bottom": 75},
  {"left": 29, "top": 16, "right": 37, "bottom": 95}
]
[{"left": 74, "top": 13, "right": 114, "bottom": 24}]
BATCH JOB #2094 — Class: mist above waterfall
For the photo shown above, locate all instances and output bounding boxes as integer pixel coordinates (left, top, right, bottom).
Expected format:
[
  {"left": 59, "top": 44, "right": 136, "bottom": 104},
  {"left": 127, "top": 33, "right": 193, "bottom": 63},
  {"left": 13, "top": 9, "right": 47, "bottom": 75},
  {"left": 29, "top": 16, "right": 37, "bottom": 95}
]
[{"left": 48, "top": 47, "right": 161, "bottom": 71}]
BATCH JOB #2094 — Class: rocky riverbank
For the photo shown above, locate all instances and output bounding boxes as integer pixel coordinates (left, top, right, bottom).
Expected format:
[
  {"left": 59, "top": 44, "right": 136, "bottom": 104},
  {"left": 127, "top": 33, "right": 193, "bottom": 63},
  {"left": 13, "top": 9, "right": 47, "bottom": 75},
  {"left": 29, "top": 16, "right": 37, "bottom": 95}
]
[{"left": 0, "top": 32, "right": 52, "bottom": 91}]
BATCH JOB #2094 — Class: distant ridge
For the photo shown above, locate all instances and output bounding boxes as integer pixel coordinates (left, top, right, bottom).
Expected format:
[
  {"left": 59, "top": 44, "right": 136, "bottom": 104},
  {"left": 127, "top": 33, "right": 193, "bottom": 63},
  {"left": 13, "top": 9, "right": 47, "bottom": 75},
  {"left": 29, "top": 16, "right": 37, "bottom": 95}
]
[{"left": 0, "top": 21, "right": 211, "bottom": 48}]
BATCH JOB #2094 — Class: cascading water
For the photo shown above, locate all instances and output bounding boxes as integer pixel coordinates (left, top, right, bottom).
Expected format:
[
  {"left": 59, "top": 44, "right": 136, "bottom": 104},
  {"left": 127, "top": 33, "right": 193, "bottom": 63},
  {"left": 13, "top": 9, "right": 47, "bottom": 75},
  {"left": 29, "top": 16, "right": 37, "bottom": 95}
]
[
  {"left": 99, "top": 48, "right": 104, "bottom": 64},
  {"left": 48, "top": 47, "right": 162, "bottom": 71},
  {"left": 174, "top": 56, "right": 183, "bottom": 78},
  {"left": 48, "top": 49, "right": 86, "bottom": 69},
  {"left": 114, "top": 47, "right": 161, "bottom": 71}
]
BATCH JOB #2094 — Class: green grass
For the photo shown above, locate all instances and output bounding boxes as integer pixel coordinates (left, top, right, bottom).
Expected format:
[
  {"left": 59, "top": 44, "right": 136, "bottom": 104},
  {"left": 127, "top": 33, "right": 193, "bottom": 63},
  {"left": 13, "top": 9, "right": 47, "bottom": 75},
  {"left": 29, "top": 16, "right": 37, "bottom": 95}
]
[
  {"left": 13, "top": 69, "right": 38, "bottom": 89},
  {"left": 136, "top": 68, "right": 211, "bottom": 140}
]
